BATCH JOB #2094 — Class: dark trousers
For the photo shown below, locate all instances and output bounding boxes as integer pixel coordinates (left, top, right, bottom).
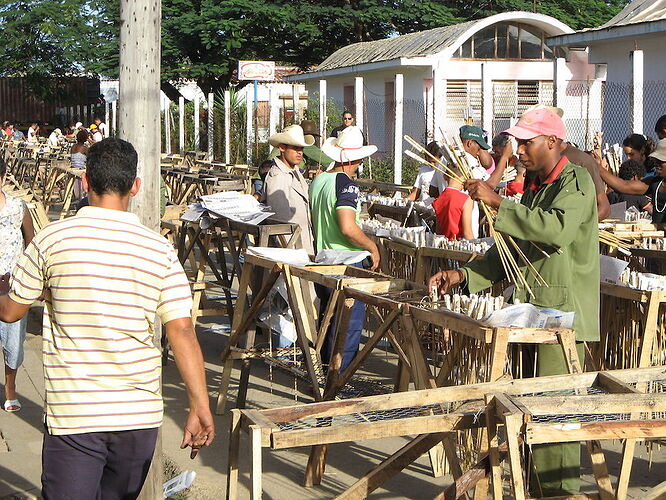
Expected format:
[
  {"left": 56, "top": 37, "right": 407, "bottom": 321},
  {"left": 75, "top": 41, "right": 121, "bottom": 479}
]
[
  {"left": 42, "top": 426, "right": 159, "bottom": 500},
  {"left": 316, "top": 264, "right": 366, "bottom": 372}
]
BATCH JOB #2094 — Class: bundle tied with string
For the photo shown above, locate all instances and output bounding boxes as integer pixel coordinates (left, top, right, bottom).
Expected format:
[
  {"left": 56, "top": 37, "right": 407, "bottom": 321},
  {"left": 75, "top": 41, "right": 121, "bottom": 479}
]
[{"left": 404, "top": 134, "right": 548, "bottom": 297}]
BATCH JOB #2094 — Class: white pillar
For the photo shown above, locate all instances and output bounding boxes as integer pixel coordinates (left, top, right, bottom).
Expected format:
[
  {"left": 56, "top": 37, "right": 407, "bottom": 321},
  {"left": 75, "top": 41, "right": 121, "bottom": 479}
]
[
  {"left": 246, "top": 88, "right": 253, "bottom": 164},
  {"left": 111, "top": 101, "right": 117, "bottom": 135},
  {"left": 104, "top": 102, "right": 110, "bottom": 137},
  {"left": 553, "top": 57, "right": 567, "bottom": 109},
  {"left": 224, "top": 89, "right": 231, "bottom": 164},
  {"left": 292, "top": 84, "right": 300, "bottom": 123},
  {"left": 207, "top": 92, "right": 214, "bottom": 161},
  {"left": 319, "top": 79, "right": 327, "bottom": 144},
  {"left": 354, "top": 76, "right": 364, "bottom": 131},
  {"left": 393, "top": 74, "right": 404, "bottom": 185},
  {"left": 178, "top": 96, "right": 185, "bottom": 154},
  {"left": 164, "top": 100, "right": 171, "bottom": 154},
  {"left": 268, "top": 86, "right": 279, "bottom": 137},
  {"left": 481, "top": 63, "right": 493, "bottom": 135},
  {"left": 193, "top": 96, "right": 200, "bottom": 153},
  {"left": 432, "top": 65, "right": 447, "bottom": 141},
  {"left": 631, "top": 50, "right": 644, "bottom": 134}
]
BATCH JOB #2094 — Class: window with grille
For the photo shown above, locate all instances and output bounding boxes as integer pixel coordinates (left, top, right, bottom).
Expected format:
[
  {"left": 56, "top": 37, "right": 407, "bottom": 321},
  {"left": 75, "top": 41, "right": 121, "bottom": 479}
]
[{"left": 446, "top": 80, "right": 482, "bottom": 123}]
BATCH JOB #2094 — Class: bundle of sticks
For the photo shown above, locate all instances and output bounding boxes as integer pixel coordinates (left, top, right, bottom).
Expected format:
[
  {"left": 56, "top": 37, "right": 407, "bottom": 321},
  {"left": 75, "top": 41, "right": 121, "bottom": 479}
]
[
  {"left": 405, "top": 134, "right": 547, "bottom": 297},
  {"left": 599, "top": 228, "right": 632, "bottom": 255}
]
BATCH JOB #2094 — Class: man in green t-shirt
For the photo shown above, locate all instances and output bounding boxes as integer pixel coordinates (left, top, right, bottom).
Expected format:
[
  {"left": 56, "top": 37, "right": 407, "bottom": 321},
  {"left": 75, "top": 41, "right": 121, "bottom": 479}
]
[{"left": 309, "top": 126, "right": 379, "bottom": 370}]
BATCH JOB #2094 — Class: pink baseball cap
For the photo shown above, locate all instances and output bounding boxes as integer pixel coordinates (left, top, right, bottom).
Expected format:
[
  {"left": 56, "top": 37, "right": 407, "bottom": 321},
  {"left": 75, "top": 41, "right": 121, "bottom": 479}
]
[{"left": 502, "top": 108, "right": 566, "bottom": 140}]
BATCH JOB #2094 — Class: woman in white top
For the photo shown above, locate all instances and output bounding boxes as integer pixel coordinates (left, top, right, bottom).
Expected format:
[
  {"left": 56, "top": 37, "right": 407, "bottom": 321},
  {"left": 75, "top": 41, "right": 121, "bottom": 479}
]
[
  {"left": 70, "top": 130, "right": 89, "bottom": 169},
  {"left": 48, "top": 128, "right": 62, "bottom": 146},
  {"left": 406, "top": 141, "right": 447, "bottom": 204}
]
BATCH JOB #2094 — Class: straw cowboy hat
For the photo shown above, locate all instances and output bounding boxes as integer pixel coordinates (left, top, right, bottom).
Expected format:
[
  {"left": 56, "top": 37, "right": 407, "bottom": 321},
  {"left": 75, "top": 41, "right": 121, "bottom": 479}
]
[
  {"left": 321, "top": 126, "right": 377, "bottom": 163},
  {"left": 650, "top": 138, "right": 666, "bottom": 162},
  {"left": 268, "top": 125, "right": 315, "bottom": 148}
]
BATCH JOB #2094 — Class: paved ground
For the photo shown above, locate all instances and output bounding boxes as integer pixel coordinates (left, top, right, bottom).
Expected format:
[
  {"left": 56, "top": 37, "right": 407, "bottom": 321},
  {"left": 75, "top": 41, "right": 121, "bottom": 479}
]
[{"left": 1, "top": 306, "right": 665, "bottom": 499}]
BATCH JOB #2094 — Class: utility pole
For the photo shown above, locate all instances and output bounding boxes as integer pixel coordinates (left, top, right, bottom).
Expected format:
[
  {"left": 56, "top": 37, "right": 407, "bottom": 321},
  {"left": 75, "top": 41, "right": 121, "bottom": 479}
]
[{"left": 118, "top": 0, "right": 162, "bottom": 497}]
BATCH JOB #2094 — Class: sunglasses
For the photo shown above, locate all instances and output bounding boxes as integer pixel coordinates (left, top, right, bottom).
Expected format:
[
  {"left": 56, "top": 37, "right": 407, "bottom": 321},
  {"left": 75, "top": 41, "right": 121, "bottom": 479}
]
[{"left": 343, "top": 117, "right": 353, "bottom": 120}]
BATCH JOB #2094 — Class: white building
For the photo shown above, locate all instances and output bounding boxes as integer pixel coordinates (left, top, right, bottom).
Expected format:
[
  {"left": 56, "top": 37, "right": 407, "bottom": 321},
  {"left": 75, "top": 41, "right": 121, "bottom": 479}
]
[
  {"left": 549, "top": 0, "right": 666, "bottom": 144},
  {"left": 289, "top": 11, "right": 595, "bottom": 181}
]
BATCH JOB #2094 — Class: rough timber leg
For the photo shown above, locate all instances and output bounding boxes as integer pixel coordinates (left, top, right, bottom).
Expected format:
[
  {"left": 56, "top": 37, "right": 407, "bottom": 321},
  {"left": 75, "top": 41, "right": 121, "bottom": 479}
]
[
  {"left": 484, "top": 398, "right": 504, "bottom": 500},
  {"left": 250, "top": 425, "right": 263, "bottom": 500},
  {"left": 236, "top": 328, "right": 257, "bottom": 409},
  {"left": 226, "top": 409, "right": 242, "bottom": 500},
  {"left": 474, "top": 328, "right": 510, "bottom": 500},
  {"left": 315, "top": 288, "right": 341, "bottom": 355}
]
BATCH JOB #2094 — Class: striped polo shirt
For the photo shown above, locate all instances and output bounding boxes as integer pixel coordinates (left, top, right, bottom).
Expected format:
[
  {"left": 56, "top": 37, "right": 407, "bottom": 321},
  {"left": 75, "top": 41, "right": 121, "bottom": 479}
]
[{"left": 9, "top": 206, "right": 192, "bottom": 435}]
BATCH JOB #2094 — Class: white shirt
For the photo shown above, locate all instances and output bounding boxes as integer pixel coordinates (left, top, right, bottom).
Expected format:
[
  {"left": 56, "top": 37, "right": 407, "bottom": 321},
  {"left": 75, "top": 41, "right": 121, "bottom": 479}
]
[
  {"left": 92, "top": 131, "right": 103, "bottom": 142},
  {"left": 27, "top": 127, "right": 37, "bottom": 141},
  {"left": 413, "top": 163, "right": 447, "bottom": 204},
  {"left": 48, "top": 133, "right": 59, "bottom": 146},
  {"left": 98, "top": 122, "right": 107, "bottom": 137}
]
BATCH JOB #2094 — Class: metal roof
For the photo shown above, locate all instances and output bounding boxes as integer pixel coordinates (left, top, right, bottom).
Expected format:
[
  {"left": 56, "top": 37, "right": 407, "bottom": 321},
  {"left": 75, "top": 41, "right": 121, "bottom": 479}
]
[
  {"left": 316, "top": 20, "right": 478, "bottom": 72},
  {"left": 598, "top": 0, "right": 666, "bottom": 28}
]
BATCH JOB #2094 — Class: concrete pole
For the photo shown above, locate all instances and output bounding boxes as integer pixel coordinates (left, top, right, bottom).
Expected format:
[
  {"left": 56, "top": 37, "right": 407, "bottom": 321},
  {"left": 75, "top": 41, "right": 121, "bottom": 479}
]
[
  {"left": 393, "top": 74, "right": 404, "bottom": 185},
  {"left": 246, "top": 88, "right": 253, "bottom": 164},
  {"left": 553, "top": 57, "right": 567, "bottom": 110},
  {"left": 164, "top": 99, "right": 171, "bottom": 154},
  {"left": 178, "top": 96, "right": 185, "bottom": 154},
  {"left": 224, "top": 89, "right": 231, "bottom": 164},
  {"left": 631, "top": 50, "right": 644, "bottom": 134},
  {"left": 111, "top": 101, "right": 117, "bottom": 136},
  {"left": 118, "top": 0, "right": 162, "bottom": 495},
  {"left": 319, "top": 79, "right": 327, "bottom": 145},
  {"left": 354, "top": 76, "right": 364, "bottom": 131},
  {"left": 292, "top": 84, "right": 300, "bottom": 124},
  {"left": 207, "top": 92, "right": 214, "bottom": 161},
  {"left": 194, "top": 96, "right": 200, "bottom": 153},
  {"left": 481, "top": 62, "right": 493, "bottom": 135}
]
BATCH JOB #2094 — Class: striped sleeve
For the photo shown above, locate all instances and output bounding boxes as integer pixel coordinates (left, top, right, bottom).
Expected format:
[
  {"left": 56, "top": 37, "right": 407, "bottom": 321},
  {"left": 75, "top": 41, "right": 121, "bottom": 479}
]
[
  {"left": 9, "top": 239, "right": 45, "bottom": 305},
  {"left": 155, "top": 247, "right": 192, "bottom": 323}
]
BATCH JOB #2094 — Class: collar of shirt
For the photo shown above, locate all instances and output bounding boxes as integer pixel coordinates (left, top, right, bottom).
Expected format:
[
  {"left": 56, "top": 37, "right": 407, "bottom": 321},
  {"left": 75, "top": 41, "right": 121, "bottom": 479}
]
[
  {"left": 274, "top": 156, "right": 299, "bottom": 175},
  {"left": 77, "top": 206, "right": 141, "bottom": 224},
  {"left": 528, "top": 156, "right": 569, "bottom": 191}
]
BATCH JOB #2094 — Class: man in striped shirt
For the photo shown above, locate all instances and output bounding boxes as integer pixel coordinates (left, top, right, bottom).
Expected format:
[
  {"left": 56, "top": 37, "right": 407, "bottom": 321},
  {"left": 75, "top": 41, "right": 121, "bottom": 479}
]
[{"left": 0, "top": 138, "right": 214, "bottom": 499}]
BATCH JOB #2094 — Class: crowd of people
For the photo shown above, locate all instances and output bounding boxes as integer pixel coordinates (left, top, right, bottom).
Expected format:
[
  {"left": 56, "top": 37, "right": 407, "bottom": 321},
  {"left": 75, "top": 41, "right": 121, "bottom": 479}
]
[{"left": 0, "top": 117, "right": 108, "bottom": 149}]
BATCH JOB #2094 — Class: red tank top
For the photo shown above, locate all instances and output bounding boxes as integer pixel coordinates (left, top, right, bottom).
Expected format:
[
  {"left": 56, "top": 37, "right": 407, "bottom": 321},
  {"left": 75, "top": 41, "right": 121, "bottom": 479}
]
[{"left": 432, "top": 188, "right": 470, "bottom": 239}]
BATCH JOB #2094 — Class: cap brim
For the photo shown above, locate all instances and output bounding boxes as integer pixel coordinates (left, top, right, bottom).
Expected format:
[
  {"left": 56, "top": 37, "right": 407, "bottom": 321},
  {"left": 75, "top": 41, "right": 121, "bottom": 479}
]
[
  {"left": 502, "top": 125, "right": 540, "bottom": 140},
  {"left": 477, "top": 138, "right": 491, "bottom": 150},
  {"left": 650, "top": 151, "right": 666, "bottom": 162}
]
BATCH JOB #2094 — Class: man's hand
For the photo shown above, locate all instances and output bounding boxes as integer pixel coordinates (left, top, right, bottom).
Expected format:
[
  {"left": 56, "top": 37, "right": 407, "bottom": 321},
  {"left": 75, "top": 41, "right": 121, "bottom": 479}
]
[
  {"left": 180, "top": 406, "right": 215, "bottom": 459},
  {"left": 428, "top": 269, "right": 465, "bottom": 296},
  {"left": 464, "top": 179, "right": 504, "bottom": 209},
  {"left": 370, "top": 248, "right": 381, "bottom": 271}
]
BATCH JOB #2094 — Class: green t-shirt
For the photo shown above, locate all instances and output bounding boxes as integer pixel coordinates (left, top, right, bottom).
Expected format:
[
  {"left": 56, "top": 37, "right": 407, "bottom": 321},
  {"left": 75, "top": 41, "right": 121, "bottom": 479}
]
[{"left": 309, "top": 171, "right": 363, "bottom": 253}]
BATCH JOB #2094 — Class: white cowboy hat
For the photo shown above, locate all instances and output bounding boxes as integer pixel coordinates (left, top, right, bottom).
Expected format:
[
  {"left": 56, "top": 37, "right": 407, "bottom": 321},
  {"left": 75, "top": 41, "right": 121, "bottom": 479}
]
[
  {"left": 524, "top": 103, "right": 564, "bottom": 118},
  {"left": 268, "top": 125, "right": 315, "bottom": 148},
  {"left": 650, "top": 138, "right": 666, "bottom": 162},
  {"left": 321, "top": 126, "right": 377, "bottom": 163}
]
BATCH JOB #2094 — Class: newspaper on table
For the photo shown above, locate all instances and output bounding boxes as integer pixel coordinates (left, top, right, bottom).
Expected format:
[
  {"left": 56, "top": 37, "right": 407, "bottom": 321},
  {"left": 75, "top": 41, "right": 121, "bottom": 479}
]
[
  {"left": 314, "top": 249, "right": 371, "bottom": 265},
  {"left": 482, "top": 303, "right": 575, "bottom": 329},
  {"left": 600, "top": 254, "right": 630, "bottom": 284},
  {"left": 198, "top": 192, "right": 274, "bottom": 225}
]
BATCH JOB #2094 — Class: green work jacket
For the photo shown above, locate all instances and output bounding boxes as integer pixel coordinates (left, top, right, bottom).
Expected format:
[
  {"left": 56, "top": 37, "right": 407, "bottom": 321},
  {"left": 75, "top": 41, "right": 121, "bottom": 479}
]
[{"left": 463, "top": 162, "right": 600, "bottom": 341}]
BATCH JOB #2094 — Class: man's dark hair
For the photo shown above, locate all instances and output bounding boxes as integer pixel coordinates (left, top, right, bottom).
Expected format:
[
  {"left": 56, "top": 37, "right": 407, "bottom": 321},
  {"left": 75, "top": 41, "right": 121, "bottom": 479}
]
[
  {"left": 655, "top": 115, "right": 666, "bottom": 134},
  {"left": 76, "top": 130, "right": 89, "bottom": 143},
  {"left": 0, "top": 156, "right": 6, "bottom": 177},
  {"left": 492, "top": 135, "right": 509, "bottom": 148},
  {"left": 86, "top": 138, "right": 138, "bottom": 195},
  {"left": 618, "top": 159, "right": 646, "bottom": 180},
  {"left": 623, "top": 133, "right": 655, "bottom": 156},
  {"left": 342, "top": 110, "right": 354, "bottom": 117},
  {"left": 425, "top": 141, "right": 443, "bottom": 158},
  {"left": 258, "top": 160, "right": 273, "bottom": 181}
]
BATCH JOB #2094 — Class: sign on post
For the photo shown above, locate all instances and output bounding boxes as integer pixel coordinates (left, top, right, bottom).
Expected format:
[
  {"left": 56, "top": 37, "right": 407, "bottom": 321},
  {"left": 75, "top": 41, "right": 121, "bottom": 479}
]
[{"left": 238, "top": 61, "right": 275, "bottom": 81}]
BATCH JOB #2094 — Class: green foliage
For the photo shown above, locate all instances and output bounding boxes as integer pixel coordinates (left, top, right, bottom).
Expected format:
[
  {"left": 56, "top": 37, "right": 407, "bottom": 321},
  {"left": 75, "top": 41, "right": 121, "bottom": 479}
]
[{"left": 360, "top": 156, "right": 419, "bottom": 185}]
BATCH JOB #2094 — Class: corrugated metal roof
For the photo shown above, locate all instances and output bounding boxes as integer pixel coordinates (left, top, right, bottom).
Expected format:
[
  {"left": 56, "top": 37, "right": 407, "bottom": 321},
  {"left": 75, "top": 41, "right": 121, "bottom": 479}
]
[
  {"left": 599, "top": 0, "right": 666, "bottom": 28},
  {"left": 316, "top": 19, "right": 479, "bottom": 72}
]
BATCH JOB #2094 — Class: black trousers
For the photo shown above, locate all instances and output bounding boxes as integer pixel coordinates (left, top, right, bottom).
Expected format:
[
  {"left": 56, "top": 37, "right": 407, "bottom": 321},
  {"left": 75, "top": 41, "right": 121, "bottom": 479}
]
[{"left": 41, "top": 426, "right": 159, "bottom": 500}]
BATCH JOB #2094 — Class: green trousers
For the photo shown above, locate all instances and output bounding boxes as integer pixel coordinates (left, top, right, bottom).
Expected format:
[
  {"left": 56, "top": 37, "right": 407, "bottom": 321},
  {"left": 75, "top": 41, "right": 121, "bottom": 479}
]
[{"left": 529, "top": 342, "right": 586, "bottom": 497}]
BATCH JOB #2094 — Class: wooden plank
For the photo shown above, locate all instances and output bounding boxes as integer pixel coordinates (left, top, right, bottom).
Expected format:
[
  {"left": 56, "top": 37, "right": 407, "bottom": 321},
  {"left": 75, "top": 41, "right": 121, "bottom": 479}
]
[
  {"left": 226, "top": 410, "right": 242, "bottom": 500},
  {"left": 526, "top": 420, "right": 666, "bottom": 444},
  {"left": 271, "top": 413, "right": 481, "bottom": 449},
  {"left": 516, "top": 394, "right": 666, "bottom": 414},
  {"left": 242, "top": 410, "right": 279, "bottom": 447}
]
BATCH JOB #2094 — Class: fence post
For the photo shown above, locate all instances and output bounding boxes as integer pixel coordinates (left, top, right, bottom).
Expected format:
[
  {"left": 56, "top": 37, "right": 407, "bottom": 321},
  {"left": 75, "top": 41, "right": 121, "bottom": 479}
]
[
  {"left": 553, "top": 57, "right": 567, "bottom": 109},
  {"left": 354, "top": 76, "right": 364, "bottom": 132},
  {"left": 178, "top": 96, "right": 185, "bottom": 154},
  {"left": 292, "top": 84, "right": 300, "bottom": 124},
  {"left": 319, "top": 79, "right": 327, "bottom": 145},
  {"left": 481, "top": 62, "right": 493, "bottom": 135},
  {"left": 224, "top": 89, "right": 231, "bottom": 164},
  {"left": 269, "top": 85, "right": 279, "bottom": 138},
  {"left": 208, "top": 92, "right": 214, "bottom": 161},
  {"left": 104, "top": 102, "right": 110, "bottom": 137},
  {"left": 393, "top": 73, "right": 404, "bottom": 185},
  {"left": 194, "top": 95, "right": 200, "bottom": 154},
  {"left": 631, "top": 50, "right": 644, "bottom": 134},
  {"left": 432, "top": 65, "right": 446, "bottom": 141},
  {"left": 246, "top": 88, "right": 253, "bottom": 164},
  {"left": 164, "top": 99, "right": 171, "bottom": 154},
  {"left": 111, "top": 101, "right": 117, "bottom": 135}
]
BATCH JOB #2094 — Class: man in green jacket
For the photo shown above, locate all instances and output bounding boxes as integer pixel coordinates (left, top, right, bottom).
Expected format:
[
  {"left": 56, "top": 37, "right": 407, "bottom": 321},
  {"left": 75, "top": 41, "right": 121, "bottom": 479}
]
[{"left": 430, "top": 108, "right": 599, "bottom": 497}]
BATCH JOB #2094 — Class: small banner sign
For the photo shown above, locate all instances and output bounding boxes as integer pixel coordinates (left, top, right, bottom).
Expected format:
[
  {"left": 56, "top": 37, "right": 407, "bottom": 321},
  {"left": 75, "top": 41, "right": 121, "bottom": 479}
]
[{"left": 238, "top": 61, "right": 275, "bottom": 81}]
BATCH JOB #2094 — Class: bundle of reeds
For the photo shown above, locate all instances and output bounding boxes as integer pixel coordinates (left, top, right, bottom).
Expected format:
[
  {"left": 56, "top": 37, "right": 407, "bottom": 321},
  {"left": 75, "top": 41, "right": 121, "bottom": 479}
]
[
  {"left": 405, "top": 135, "right": 547, "bottom": 297},
  {"left": 599, "top": 228, "right": 632, "bottom": 255}
]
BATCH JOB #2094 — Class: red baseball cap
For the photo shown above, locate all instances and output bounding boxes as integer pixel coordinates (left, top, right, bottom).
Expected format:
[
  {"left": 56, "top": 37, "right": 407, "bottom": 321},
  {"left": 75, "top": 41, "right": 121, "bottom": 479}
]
[{"left": 502, "top": 108, "right": 566, "bottom": 140}]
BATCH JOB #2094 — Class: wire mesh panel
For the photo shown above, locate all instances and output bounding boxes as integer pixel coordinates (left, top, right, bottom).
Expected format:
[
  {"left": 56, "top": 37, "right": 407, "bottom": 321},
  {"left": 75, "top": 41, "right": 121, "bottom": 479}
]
[{"left": 644, "top": 80, "right": 666, "bottom": 136}]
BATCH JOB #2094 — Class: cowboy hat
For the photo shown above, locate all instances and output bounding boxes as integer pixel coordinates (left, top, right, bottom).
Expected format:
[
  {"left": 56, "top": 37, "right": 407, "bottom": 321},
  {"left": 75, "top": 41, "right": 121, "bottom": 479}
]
[
  {"left": 650, "top": 138, "right": 666, "bottom": 162},
  {"left": 268, "top": 125, "right": 315, "bottom": 148},
  {"left": 321, "top": 126, "right": 377, "bottom": 163},
  {"left": 299, "top": 120, "right": 319, "bottom": 137}
]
